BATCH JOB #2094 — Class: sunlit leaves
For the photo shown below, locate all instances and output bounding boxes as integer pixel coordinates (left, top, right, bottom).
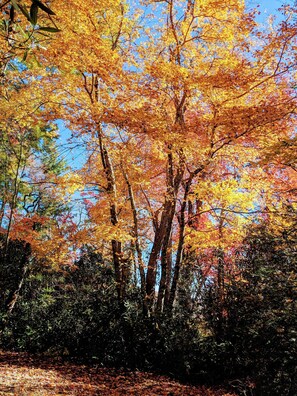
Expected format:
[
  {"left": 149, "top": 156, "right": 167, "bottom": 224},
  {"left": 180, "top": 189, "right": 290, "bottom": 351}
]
[{"left": 0, "top": 0, "right": 296, "bottom": 308}]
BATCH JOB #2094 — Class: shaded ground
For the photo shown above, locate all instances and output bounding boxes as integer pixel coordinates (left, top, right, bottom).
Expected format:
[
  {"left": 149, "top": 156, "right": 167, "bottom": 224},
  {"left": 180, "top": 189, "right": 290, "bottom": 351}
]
[{"left": 0, "top": 351, "right": 235, "bottom": 395}]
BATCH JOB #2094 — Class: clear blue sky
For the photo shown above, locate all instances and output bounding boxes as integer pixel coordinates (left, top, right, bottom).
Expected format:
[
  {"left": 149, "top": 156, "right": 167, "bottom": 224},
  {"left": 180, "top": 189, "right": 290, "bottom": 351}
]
[{"left": 249, "top": 0, "right": 286, "bottom": 17}]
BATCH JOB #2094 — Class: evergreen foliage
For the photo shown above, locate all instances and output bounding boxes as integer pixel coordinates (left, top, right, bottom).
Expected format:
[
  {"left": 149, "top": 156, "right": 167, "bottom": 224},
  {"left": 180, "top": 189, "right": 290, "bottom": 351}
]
[{"left": 1, "top": 221, "right": 296, "bottom": 395}]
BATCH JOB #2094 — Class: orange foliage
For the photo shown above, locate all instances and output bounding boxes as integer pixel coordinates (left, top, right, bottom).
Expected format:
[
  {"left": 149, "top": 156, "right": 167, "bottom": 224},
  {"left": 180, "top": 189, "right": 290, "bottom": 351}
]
[{"left": 1, "top": 0, "right": 296, "bottom": 307}]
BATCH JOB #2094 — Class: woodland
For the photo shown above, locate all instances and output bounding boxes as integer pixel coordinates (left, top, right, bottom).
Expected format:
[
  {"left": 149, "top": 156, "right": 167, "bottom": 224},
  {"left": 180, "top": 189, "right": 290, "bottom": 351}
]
[{"left": 0, "top": 0, "right": 296, "bottom": 394}]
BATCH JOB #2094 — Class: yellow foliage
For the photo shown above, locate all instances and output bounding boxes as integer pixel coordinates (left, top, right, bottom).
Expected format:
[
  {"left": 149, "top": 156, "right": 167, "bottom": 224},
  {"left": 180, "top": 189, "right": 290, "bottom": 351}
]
[
  {"left": 56, "top": 173, "right": 84, "bottom": 195},
  {"left": 1, "top": 0, "right": 296, "bottom": 273}
]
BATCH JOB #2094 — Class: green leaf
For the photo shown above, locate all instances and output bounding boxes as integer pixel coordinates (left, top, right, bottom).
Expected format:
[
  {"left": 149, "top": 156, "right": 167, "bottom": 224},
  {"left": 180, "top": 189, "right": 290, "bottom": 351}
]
[
  {"left": 38, "top": 26, "right": 61, "bottom": 33},
  {"left": 2, "top": 19, "right": 9, "bottom": 33},
  {"left": 30, "top": 3, "right": 38, "bottom": 25},
  {"left": 32, "top": 0, "right": 55, "bottom": 15},
  {"left": 10, "top": 0, "right": 21, "bottom": 12},
  {"left": 10, "top": 0, "right": 31, "bottom": 21}
]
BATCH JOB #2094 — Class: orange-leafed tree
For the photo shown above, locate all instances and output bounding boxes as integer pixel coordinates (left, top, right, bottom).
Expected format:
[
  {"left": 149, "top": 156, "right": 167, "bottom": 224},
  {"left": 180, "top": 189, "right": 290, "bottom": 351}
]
[{"left": 21, "top": 0, "right": 297, "bottom": 314}]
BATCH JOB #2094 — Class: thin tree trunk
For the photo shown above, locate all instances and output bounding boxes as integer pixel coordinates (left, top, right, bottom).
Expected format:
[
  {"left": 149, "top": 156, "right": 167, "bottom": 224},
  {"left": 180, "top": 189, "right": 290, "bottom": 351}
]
[
  {"left": 3, "top": 143, "right": 23, "bottom": 256},
  {"left": 167, "top": 167, "right": 204, "bottom": 312},
  {"left": 167, "top": 178, "right": 190, "bottom": 311},
  {"left": 216, "top": 216, "right": 225, "bottom": 339},
  {"left": 156, "top": 227, "right": 172, "bottom": 313},
  {"left": 0, "top": 198, "right": 6, "bottom": 229},
  {"left": 5, "top": 242, "right": 31, "bottom": 314},
  {"left": 97, "top": 125, "right": 124, "bottom": 302},
  {"left": 122, "top": 166, "right": 146, "bottom": 297},
  {"left": 164, "top": 236, "right": 172, "bottom": 307}
]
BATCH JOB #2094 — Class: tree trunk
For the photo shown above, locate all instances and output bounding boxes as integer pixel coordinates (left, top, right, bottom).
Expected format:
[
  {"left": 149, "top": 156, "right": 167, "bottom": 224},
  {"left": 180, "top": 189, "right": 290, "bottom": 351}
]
[
  {"left": 167, "top": 169, "right": 203, "bottom": 312},
  {"left": 156, "top": 228, "right": 172, "bottom": 314},
  {"left": 97, "top": 126, "right": 124, "bottom": 302},
  {"left": 216, "top": 216, "right": 225, "bottom": 339},
  {"left": 5, "top": 242, "right": 31, "bottom": 314},
  {"left": 167, "top": 177, "right": 191, "bottom": 311},
  {"left": 146, "top": 149, "right": 184, "bottom": 313},
  {"left": 122, "top": 166, "right": 146, "bottom": 297}
]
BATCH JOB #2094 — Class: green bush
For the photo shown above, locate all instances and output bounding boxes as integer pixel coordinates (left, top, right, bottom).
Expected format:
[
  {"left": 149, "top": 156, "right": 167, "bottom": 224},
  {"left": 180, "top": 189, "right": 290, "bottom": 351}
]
[{"left": 204, "top": 225, "right": 297, "bottom": 395}]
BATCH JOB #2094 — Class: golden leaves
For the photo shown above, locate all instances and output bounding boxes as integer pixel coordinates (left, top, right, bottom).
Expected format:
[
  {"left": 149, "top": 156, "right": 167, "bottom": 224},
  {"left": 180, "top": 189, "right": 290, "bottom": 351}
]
[
  {"left": 55, "top": 172, "right": 84, "bottom": 196},
  {"left": 2, "top": 0, "right": 296, "bottom": 273}
]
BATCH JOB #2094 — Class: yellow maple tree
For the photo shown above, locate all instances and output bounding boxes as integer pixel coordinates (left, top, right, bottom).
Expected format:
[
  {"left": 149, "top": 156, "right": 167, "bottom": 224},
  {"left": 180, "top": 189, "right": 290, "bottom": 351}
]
[{"left": 2, "top": 0, "right": 296, "bottom": 314}]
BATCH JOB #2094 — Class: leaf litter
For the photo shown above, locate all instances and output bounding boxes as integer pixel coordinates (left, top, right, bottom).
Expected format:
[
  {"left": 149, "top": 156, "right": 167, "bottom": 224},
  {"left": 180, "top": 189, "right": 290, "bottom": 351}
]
[{"left": 0, "top": 351, "right": 235, "bottom": 395}]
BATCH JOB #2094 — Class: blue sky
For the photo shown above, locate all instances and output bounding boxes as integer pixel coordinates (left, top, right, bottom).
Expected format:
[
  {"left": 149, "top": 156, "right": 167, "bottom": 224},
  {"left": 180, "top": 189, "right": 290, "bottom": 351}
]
[
  {"left": 249, "top": 0, "right": 284, "bottom": 12},
  {"left": 249, "top": 0, "right": 286, "bottom": 19}
]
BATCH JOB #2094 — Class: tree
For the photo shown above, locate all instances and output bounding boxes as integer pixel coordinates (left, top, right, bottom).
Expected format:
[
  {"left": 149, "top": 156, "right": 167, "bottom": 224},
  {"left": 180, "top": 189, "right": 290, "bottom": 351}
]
[
  {"left": 0, "top": 125, "right": 72, "bottom": 316},
  {"left": 5, "top": 0, "right": 296, "bottom": 316},
  {"left": 0, "top": 62, "right": 79, "bottom": 316}
]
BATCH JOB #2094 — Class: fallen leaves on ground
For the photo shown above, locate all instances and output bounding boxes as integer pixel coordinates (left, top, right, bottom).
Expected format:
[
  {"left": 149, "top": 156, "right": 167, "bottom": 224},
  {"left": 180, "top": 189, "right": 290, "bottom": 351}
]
[{"left": 0, "top": 351, "right": 235, "bottom": 395}]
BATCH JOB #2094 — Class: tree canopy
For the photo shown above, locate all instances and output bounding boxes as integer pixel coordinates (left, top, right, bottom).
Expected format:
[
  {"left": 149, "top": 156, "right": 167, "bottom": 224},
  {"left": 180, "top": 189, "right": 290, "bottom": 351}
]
[{"left": 0, "top": 1, "right": 296, "bottom": 394}]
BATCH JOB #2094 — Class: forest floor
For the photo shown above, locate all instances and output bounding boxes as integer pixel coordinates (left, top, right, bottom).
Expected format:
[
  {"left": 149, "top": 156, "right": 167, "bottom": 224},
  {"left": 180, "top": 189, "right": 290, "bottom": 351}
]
[{"left": 0, "top": 351, "right": 236, "bottom": 396}]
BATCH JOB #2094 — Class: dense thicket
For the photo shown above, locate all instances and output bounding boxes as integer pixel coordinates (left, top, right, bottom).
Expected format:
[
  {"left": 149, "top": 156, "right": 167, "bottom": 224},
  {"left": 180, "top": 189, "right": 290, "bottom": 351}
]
[{"left": 1, "top": 219, "right": 296, "bottom": 395}]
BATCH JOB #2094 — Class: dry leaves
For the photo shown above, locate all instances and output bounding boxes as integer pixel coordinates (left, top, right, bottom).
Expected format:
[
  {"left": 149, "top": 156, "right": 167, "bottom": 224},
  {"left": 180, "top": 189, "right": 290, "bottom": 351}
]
[{"left": 0, "top": 351, "right": 235, "bottom": 396}]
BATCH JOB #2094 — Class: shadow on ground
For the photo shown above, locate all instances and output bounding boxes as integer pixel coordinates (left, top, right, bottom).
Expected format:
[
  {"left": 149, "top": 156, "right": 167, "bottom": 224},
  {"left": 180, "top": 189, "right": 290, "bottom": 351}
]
[{"left": 0, "top": 351, "right": 234, "bottom": 395}]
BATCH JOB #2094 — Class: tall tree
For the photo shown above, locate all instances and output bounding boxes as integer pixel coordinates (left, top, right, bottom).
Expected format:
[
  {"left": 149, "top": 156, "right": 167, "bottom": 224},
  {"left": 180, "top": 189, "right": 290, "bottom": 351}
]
[{"left": 19, "top": 0, "right": 297, "bottom": 314}]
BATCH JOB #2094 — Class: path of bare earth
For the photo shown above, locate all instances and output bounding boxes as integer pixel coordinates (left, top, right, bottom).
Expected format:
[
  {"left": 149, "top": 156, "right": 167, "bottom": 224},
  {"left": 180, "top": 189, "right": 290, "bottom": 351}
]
[{"left": 0, "top": 351, "right": 235, "bottom": 395}]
